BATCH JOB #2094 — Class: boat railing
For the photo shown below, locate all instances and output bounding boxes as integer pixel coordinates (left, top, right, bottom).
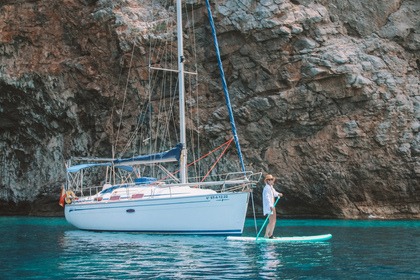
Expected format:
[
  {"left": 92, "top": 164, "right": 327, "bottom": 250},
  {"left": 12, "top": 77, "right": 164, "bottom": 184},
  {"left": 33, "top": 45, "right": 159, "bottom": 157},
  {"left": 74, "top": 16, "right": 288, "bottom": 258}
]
[
  {"left": 222, "top": 171, "right": 262, "bottom": 183},
  {"left": 71, "top": 185, "right": 102, "bottom": 198},
  {"left": 155, "top": 171, "right": 262, "bottom": 192},
  {"left": 220, "top": 171, "right": 262, "bottom": 192},
  {"left": 86, "top": 185, "right": 103, "bottom": 197},
  {"left": 69, "top": 171, "right": 263, "bottom": 199}
]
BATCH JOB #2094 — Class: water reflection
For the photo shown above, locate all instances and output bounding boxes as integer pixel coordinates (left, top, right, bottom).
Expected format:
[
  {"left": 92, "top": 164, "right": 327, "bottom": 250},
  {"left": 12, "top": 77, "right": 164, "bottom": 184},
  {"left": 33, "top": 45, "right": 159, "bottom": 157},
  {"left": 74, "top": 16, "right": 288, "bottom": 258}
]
[
  {"left": 2, "top": 217, "right": 418, "bottom": 279},
  {"left": 253, "top": 241, "right": 332, "bottom": 279},
  {"left": 259, "top": 243, "right": 281, "bottom": 278},
  {"left": 59, "top": 230, "right": 253, "bottom": 279},
  {"left": 58, "top": 230, "right": 332, "bottom": 279}
]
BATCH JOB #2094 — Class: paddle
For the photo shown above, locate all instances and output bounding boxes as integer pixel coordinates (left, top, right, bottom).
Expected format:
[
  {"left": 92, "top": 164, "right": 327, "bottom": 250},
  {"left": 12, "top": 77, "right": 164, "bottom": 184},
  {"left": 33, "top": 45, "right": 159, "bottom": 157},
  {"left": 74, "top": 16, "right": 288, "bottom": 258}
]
[{"left": 256, "top": 196, "right": 281, "bottom": 240}]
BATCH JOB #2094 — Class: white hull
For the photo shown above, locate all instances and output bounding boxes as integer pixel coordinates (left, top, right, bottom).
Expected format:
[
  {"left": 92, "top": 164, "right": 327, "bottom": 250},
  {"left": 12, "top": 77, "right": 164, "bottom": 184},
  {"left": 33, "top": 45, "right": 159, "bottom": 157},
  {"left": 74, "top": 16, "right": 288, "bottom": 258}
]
[{"left": 65, "top": 191, "right": 249, "bottom": 234}]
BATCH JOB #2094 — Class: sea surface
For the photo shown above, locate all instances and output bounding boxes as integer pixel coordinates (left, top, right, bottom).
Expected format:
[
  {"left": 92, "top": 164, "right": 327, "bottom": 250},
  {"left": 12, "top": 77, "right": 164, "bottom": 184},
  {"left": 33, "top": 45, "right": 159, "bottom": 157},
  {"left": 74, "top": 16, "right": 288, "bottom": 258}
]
[{"left": 0, "top": 217, "right": 419, "bottom": 280}]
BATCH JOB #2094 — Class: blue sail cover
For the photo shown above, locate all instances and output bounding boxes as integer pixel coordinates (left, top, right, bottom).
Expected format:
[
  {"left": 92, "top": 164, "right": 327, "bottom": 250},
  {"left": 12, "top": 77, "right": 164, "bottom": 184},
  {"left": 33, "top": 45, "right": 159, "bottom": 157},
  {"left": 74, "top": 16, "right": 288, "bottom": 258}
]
[
  {"left": 67, "top": 163, "right": 133, "bottom": 173},
  {"left": 113, "top": 143, "right": 182, "bottom": 166},
  {"left": 67, "top": 144, "right": 182, "bottom": 173}
]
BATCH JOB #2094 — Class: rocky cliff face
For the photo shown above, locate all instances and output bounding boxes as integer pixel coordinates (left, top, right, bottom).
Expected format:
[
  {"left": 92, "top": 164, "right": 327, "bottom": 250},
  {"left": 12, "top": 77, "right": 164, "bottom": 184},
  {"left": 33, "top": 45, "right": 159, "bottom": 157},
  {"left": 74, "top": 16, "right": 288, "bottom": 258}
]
[{"left": 0, "top": 0, "right": 418, "bottom": 218}]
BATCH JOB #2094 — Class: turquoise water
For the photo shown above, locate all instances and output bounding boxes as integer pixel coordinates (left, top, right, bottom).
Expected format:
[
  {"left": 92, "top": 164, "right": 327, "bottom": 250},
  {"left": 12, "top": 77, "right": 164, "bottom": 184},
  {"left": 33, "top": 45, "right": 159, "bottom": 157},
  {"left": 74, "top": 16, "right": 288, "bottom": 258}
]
[{"left": 0, "top": 217, "right": 419, "bottom": 279}]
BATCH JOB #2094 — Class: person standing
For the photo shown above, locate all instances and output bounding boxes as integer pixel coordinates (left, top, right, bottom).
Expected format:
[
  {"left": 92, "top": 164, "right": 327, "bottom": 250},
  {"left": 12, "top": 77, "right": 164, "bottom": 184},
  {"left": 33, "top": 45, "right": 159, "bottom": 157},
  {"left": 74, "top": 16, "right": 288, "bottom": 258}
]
[{"left": 262, "top": 174, "right": 283, "bottom": 238}]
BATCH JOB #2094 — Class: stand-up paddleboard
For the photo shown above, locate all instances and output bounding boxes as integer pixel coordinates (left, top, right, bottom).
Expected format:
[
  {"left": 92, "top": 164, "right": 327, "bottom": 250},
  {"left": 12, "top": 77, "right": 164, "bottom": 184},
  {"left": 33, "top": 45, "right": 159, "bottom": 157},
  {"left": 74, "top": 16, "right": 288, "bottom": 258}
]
[
  {"left": 241, "top": 196, "right": 332, "bottom": 243},
  {"left": 226, "top": 233, "right": 332, "bottom": 242}
]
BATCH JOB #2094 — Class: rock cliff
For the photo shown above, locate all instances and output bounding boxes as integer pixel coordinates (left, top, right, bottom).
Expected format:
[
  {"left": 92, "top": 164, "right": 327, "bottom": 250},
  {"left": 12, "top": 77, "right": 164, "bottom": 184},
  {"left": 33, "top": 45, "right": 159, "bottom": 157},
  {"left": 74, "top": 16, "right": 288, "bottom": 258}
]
[{"left": 0, "top": 0, "right": 419, "bottom": 218}]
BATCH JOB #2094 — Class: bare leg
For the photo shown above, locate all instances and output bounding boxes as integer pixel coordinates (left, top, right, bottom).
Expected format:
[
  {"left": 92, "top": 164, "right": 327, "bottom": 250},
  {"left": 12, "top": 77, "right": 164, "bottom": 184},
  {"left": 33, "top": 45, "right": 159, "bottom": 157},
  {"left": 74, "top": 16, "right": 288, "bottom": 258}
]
[
  {"left": 264, "top": 210, "right": 277, "bottom": 237},
  {"left": 264, "top": 215, "right": 272, "bottom": 238},
  {"left": 268, "top": 210, "right": 277, "bottom": 237}
]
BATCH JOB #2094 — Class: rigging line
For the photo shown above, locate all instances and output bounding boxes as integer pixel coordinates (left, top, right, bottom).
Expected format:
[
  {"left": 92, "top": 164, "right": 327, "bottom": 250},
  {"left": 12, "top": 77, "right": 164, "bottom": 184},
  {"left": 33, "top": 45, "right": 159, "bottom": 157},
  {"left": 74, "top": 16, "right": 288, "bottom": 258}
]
[
  {"left": 187, "top": 76, "right": 199, "bottom": 177},
  {"left": 148, "top": 0, "right": 159, "bottom": 177},
  {"left": 167, "top": 68, "right": 179, "bottom": 149},
  {"left": 150, "top": 19, "right": 175, "bottom": 175},
  {"left": 204, "top": 0, "right": 246, "bottom": 174},
  {"left": 171, "top": 17, "right": 179, "bottom": 147},
  {"left": 150, "top": 3, "right": 180, "bottom": 156},
  {"left": 163, "top": 21, "right": 176, "bottom": 150},
  {"left": 121, "top": 97, "right": 147, "bottom": 157},
  {"left": 185, "top": 3, "right": 199, "bottom": 176},
  {"left": 190, "top": 4, "right": 201, "bottom": 178},
  {"left": 195, "top": 84, "right": 201, "bottom": 177},
  {"left": 153, "top": 39, "right": 169, "bottom": 157},
  {"left": 119, "top": 44, "right": 150, "bottom": 157},
  {"left": 250, "top": 190, "right": 258, "bottom": 234},
  {"left": 120, "top": 67, "right": 141, "bottom": 155},
  {"left": 190, "top": 137, "right": 233, "bottom": 168},
  {"left": 158, "top": 138, "right": 233, "bottom": 182},
  {"left": 115, "top": 45, "right": 136, "bottom": 157},
  {"left": 161, "top": 43, "right": 177, "bottom": 152},
  {"left": 160, "top": 57, "right": 178, "bottom": 161},
  {"left": 190, "top": 0, "right": 198, "bottom": 75},
  {"left": 132, "top": 81, "right": 152, "bottom": 156},
  {"left": 147, "top": 26, "right": 153, "bottom": 159},
  {"left": 129, "top": 40, "right": 157, "bottom": 157},
  {"left": 148, "top": 5, "right": 167, "bottom": 160},
  {"left": 200, "top": 138, "right": 234, "bottom": 183},
  {"left": 108, "top": 54, "right": 126, "bottom": 158}
]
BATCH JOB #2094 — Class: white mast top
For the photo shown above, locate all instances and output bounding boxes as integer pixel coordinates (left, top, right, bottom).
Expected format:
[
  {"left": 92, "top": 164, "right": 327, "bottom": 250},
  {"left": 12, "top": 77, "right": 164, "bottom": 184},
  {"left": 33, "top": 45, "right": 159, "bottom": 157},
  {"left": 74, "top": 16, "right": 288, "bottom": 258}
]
[{"left": 177, "top": 0, "right": 187, "bottom": 183}]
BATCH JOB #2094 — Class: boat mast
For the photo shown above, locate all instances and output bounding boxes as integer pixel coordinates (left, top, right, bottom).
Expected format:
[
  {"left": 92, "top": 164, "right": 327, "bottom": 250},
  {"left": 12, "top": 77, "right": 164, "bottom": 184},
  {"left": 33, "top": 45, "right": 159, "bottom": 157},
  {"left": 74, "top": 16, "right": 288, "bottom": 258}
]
[{"left": 177, "top": 0, "right": 187, "bottom": 184}]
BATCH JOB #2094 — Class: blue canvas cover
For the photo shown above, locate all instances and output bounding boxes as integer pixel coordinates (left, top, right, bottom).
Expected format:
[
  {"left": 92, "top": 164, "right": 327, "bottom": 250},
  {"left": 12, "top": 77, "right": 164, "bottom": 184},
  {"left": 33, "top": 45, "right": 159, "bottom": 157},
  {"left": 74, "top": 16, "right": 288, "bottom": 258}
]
[
  {"left": 67, "top": 144, "right": 182, "bottom": 173},
  {"left": 113, "top": 143, "right": 182, "bottom": 166},
  {"left": 67, "top": 163, "right": 133, "bottom": 173}
]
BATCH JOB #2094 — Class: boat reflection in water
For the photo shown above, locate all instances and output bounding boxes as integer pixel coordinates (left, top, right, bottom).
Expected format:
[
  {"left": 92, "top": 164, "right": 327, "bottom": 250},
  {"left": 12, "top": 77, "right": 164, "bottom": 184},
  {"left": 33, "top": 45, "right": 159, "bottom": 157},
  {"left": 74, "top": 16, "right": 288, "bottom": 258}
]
[{"left": 58, "top": 229, "right": 332, "bottom": 279}]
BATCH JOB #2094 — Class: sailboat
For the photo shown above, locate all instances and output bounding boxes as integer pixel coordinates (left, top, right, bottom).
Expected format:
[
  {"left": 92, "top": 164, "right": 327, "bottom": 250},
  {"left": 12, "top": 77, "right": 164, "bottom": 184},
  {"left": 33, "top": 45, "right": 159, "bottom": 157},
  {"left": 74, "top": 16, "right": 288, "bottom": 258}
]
[{"left": 63, "top": 0, "right": 261, "bottom": 234}]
